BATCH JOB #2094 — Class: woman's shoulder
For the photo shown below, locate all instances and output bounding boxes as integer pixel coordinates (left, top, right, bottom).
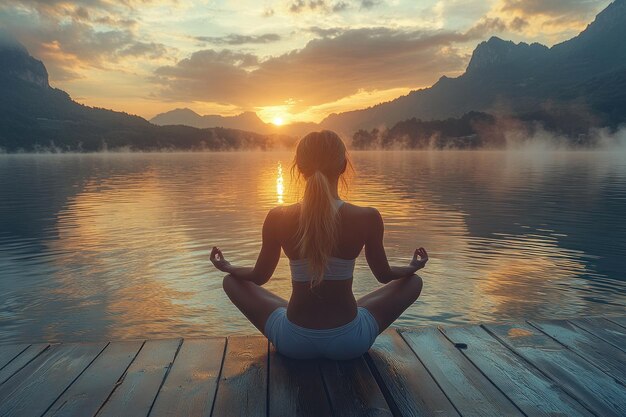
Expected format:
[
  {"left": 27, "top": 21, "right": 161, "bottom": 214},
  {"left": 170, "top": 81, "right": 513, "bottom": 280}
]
[
  {"left": 268, "top": 201, "right": 379, "bottom": 217},
  {"left": 342, "top": 201, "right": 379, "bottom": 213},
  {"left": 336, "top": 202, "right": 380, "bottom": 223},
  {"left": 270, "top": 202, "right": 299, "bottom": 213},
  {"left": 266, "top": 203, "right": 299, "bottom": 220}
]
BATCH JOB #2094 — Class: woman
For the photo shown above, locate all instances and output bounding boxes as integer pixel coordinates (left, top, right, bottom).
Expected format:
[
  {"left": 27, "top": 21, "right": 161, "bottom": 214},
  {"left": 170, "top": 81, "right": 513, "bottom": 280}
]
[{"left": 210, "top": 130, "right": 427, "bottom": 360}]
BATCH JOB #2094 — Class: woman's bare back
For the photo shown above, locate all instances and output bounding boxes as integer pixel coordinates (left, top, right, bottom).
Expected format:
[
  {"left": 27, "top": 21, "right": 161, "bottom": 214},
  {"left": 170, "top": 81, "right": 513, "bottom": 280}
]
[{"left": 271, "top": 202, "right": 375, "bottom": 328}]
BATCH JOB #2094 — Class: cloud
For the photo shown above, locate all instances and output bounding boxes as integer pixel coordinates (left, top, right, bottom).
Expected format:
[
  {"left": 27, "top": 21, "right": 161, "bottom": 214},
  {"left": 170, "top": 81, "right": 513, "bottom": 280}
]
[
  {"left": 118, "top": 41, "right": 168, "bottom": 58},
  {"left": 500, "top": 0, "right": 602, "bottom": 18},
  {"left": 360, "top": 0, "right": 382, "bottom": 9},
  {"left": 496, "top": 0, "right": 607, "bottom": 30},
  {"left": 464, "top": 17, "right": 508, "bottom": 38},
  {"left": 94, "top": 16, "right": 138, "bottom": 28},
  {"left": 17, "top": 22, "right": 168, "bottom": 77},
  {"left": 194, "top": 33, "right": 281, "bottom": 45},
  {"left": 157, "top": 49, "right": 259, "bottom": 71},
  {"left": 306, "top": 27, "right": 344, "bottom": 37},
  {"left": 509, "top": 16, "right": 530, "bottom": 31},
  {"left": 287, "top": 0, "right": 381, "bottom": 14},
  {"left": 153, "top": 25, "right": 499, "bottom": 109},
  {"left": 0, "top": 0, "right": 170, "bottom": 80}
]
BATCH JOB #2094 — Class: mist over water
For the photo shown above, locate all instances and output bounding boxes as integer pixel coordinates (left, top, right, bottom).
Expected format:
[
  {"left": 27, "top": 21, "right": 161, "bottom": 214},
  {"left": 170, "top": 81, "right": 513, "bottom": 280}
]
[{"left": 0, "top": 151, "right": 625, "bottom": 344}]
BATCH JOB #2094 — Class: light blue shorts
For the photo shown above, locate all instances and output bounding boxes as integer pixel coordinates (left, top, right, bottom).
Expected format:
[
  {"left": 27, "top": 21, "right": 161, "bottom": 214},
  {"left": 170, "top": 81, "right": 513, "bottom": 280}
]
[{"left": 264, "top": 307, "right": 380, "bottom": 360}]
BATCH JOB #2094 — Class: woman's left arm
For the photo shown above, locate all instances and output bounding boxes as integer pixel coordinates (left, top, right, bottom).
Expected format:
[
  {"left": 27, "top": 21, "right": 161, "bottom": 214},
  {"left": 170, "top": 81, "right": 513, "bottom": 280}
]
[{"left": 210, "top": 208, "right": 282, "bottom": 285}]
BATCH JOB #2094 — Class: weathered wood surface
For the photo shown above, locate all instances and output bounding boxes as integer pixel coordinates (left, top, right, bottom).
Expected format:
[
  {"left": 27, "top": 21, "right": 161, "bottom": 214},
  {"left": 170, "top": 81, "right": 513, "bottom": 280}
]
[
  {"left": 211, "top": 336, "right": 268, "bottom": 417},
  {"left": 0, "top": 316, "right": 623, "bottom": 417},
  {"left": 607, "top": 316, "right": 626, "bottom": 328},
  {"left": 441, "top": 324, "right": 594, "bottom": 417},
  {"left": 321, "top": 356, "right": 392, "bottom": 417},
  {"left": 43, "top": 341, "right": 143, "bottom": 417},
  {"left": 486, "top": 321, "right": 626, "bottom": 417},
  {"left": 402, "top": 327, "right": 523, "bottom": 417},
  {"left": 530, "top": 319, "right": 626, "bottom": 384},
  {"left": 268, "top": 345, "right": 331, "bottom": 417},
  {"left": 96, "top": 338, "right": 181, "bottom": 417},
  {"left": 570, "top": 318, "right": 626, "bottom": 353},
  {"left": 0, "top": 342, "right": 106, "bottom": 417},
  {"left": 367, "top": 329, "right": 459, "bottom": 417},
  {"left": 0, "top": 344, "right": 29, "bottom": 370},
  {"left": 0, "top": 343, "right": 49, "bottom": 385},
  {"left": 150, "top": 338, "right": 226, "bottom": 417}
]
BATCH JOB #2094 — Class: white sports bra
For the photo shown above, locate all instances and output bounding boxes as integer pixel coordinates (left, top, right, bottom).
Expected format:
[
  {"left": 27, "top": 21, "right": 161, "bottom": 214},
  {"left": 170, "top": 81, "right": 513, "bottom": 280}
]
[
  {"left": 289, "top": 199, "right": 355, "bottom": 282},
  {"left": 290, "top": 256, "right": 356, "bottom": 282}
]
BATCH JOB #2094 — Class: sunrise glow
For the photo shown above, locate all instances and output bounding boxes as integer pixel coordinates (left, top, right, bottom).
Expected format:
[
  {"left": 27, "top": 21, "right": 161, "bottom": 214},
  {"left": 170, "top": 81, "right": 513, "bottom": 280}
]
[
  {"left": 0, "top": 0, "right": 609, "bottom": 122},
  {"left": 276, "top": 162, "right": 284, "bottom": 204}
]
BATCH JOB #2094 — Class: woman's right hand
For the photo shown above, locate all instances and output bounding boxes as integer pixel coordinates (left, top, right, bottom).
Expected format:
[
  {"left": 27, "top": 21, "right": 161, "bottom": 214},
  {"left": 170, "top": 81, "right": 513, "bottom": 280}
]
[
  {"left": 210, "top": 247, "right": 232, "bottom": 273},
  {"left": 409, "top": 247, "right": 428, "bottom": 272}
]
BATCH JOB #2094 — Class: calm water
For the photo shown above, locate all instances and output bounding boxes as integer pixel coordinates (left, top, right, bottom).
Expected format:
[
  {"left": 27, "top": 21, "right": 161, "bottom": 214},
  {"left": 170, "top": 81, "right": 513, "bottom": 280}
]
[{"left": 0, "top": 151, "right": 625, "bottom": 344}]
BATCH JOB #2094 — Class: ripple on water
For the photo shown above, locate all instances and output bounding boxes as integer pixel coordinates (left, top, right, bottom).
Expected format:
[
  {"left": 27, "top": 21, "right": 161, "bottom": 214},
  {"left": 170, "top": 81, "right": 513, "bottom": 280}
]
[{"left": 0, "top": 151, "right": 625, "bottom": 343}]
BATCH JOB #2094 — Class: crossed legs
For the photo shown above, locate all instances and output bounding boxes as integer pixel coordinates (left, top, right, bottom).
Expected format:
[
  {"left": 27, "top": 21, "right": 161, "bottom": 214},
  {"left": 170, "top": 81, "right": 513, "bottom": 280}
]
[
  {"left": 222, "top": 273, "right": 423, "bottom": 335},
  {"left": 356, "top": 274, "right": 423, "bottom": 332},
  {"left": 222, "top": 275, "right": 287, "bottom": 334}
]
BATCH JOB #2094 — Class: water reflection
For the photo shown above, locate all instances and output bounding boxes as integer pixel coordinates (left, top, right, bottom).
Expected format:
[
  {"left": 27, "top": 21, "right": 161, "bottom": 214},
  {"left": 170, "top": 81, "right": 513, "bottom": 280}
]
[
  {"left": 0, "top": 151, "right": 625, "bottom": 344},
  {"left": 276, "top": 162, "right": 284, "bottom": 204}
]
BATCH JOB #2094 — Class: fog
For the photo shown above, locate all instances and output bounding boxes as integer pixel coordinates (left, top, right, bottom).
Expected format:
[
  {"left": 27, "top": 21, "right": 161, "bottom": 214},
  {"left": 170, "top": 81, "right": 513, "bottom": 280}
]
[{"left": 1, "top": 124, "right": 625, "bottom": 154}]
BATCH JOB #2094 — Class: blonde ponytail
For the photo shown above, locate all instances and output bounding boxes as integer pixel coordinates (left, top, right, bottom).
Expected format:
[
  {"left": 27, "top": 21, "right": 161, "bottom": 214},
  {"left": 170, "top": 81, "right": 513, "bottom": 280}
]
[
  {"left": 291, "top": 130, "right": 352, "bottom": 287},
  {"left": 296, "top": 170, "right": 340, "bottom": 286}
]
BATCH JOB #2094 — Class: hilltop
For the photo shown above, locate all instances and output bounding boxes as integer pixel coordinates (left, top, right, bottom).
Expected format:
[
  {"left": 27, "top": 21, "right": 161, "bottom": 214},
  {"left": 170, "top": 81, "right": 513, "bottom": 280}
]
[{"left": 320, "top": 0, "right": 626, "bottom": 135}]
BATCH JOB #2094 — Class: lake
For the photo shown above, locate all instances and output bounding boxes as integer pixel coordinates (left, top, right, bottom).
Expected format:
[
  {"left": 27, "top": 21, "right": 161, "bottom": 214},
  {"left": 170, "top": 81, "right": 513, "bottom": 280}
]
[{"left": 0, "top": 151, "right": 625, "bottom": 344}]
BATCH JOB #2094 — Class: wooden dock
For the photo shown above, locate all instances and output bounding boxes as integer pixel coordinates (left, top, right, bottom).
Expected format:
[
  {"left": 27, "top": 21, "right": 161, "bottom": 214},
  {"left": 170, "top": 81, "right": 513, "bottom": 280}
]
[{"left": 0, "top": 316, "right": 625, "bottom": 416}]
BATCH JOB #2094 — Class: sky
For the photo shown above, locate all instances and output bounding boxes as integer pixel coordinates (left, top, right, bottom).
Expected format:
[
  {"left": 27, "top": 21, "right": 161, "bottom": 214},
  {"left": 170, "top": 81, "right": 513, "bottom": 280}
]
[{"left": 0, "top": 0, "right": 613, "bottom": 123}]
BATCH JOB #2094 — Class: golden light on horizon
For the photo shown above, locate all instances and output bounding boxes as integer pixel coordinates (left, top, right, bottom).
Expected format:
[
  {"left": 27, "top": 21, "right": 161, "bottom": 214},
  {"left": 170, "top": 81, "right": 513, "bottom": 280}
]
[
  {"left": 277, "top": 161, "right": 284, "bottom": 204},
  {"left": 272, "top": 116, "right": 284, "bottom": 126}
]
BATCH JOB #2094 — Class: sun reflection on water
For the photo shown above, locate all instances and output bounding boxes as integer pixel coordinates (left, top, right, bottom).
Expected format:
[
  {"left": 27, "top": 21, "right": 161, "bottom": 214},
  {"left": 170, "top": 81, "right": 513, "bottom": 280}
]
[
  {"left": 276, "top": 161, "right": 284, "bottom": 204},
  {"left": 1, "top": 151, "right": 625, "bottom": 343}
]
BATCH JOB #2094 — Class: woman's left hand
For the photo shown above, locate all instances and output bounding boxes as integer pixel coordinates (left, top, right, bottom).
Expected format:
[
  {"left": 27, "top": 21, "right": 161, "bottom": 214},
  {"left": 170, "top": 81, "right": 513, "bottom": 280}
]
[
  {"left": 409, "top": 247, "right": 428, "bottom": 272},
  {"left": 210, "top": 247, "right": 232, "bottom": 272}
]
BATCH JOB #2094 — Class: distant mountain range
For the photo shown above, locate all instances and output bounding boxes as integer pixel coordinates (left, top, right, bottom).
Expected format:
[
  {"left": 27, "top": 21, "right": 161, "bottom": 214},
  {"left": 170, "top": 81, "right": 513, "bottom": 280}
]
[
  {"left": 151, "top": 108, "right": 318, "bottom": 137},
  {"left": 151, "top": 1, "right": 625, "bottom": 138},
  {"left": 151, "top": 109, "right": 268, "bottom": 131},
  {"left": 0, "top": 0, "right": 624, "bottom": 152},
  {"left": 320, "top": 0, "right": 626, "bottom": 135},
  {"left": 0, "top": 36, "right": 291, "bottom": 152}
]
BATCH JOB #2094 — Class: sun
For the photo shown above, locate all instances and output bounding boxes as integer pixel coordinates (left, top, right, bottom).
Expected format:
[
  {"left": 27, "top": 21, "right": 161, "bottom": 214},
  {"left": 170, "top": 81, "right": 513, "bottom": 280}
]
[{"left": 272, "top": 116, "right": 284, "bottom": 126}]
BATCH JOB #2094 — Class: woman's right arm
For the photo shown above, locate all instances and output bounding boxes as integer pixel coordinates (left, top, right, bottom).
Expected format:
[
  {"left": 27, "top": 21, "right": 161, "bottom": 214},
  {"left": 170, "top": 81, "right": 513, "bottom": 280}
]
[{"left": 364, "top": 208, "right": 428, "bottom": 284}]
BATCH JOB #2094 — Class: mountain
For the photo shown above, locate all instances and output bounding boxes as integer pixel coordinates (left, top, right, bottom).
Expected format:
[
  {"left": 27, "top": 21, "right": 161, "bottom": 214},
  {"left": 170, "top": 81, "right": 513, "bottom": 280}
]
[
  {"left": 0, "top": 38, "right": 291, "bottom": 152},
  {"left": 320, "top": 0, "right": 626, "bottom": 135},
  {"left": 0, "top": 36, "right": 49, "bottom": 89},
  {"left": 152, "top": 108, "right": 269, "bottom": 132},
  {"left": 151, "top": 107, "right": 319, "bottom": 138}
]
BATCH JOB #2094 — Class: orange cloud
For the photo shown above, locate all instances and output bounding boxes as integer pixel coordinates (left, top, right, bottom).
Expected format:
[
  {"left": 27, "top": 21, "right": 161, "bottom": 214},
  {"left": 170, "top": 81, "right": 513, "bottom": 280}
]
[{"left": 153, "top": 25, "right": 502, "bottom": 111}]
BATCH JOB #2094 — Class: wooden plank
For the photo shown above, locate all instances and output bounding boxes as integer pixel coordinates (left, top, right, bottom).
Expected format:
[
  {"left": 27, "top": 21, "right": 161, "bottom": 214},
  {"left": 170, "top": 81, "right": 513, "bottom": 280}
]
[
  {"left": 321, "top": 356, "right": 392, "bottom": 417},
  {"left": 97, "top": 338, "right": 181, "bottom": 417},
  {"left": 606, "top": 316, "right": 626, "bottom": 329},
  {"left": 366, "top": 329, "right": 460, "bottom": 417},
  {"left": 530, "top": 319, "right": 626, "bottom": 384},
  {"left": 42, "top": 341, "right": 143, "bottom": 417},
  {"left": 150, "top": 338, "right": 226, "bottom": 417},
  {"left": 0, "top": 343, "right": 50, "bottom": 385},
  {"left": 0, "top": 342, "right": 106, "bottom": 417},
  {"left": 212, "top": 336, "right": 268, "bottom": 417},
  {"left": 442, "top": 325, "right": 594, "bottom": 417},
  {"left": 268, "top": 346, "right": 331, "bottom": 417},
  {"left": 0, "top": 344, "right": 29, "bottom": 370},
  {"left": 401, "top": 328, "right": 523, "bottom": 417},
  {"left": 485, "top": 322, "right": 626, "bottom": 417},
  {"left": 570, "top": 318, "right": 626, "bottom": 353}
]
